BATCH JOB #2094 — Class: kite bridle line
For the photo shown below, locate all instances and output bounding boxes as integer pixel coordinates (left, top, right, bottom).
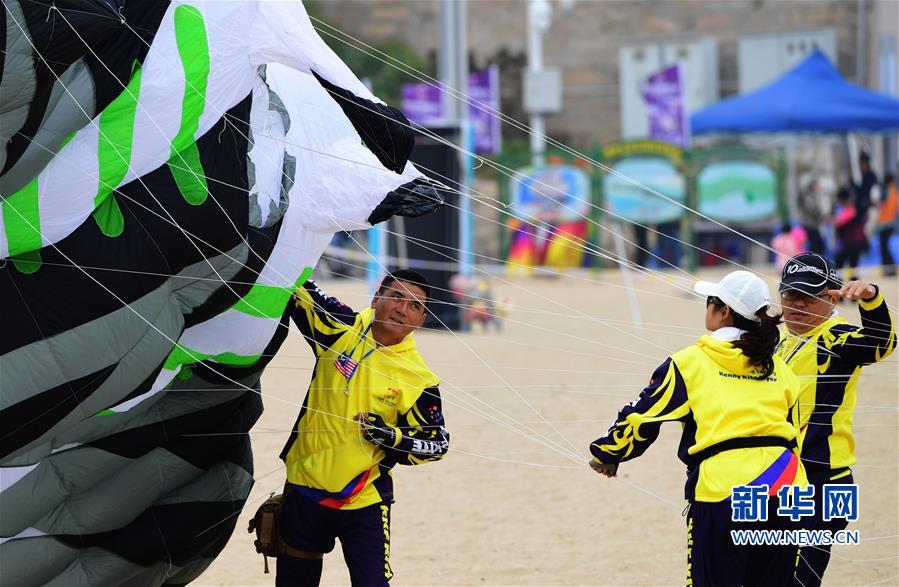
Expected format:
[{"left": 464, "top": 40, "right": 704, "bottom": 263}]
[
  {"left": 54, "top": 2, "right": 899, "bottom": 337},
  {"left": 15, "top": 1, "right": 898, "bottom": 322},
  {"left": 2, "top": 3, "right": 896, "bottom": 558},
  {"left": 7, "top": 6, "right": 884, "bottom": 400},
  {"left": 53, "top": 0, "right": 815, "bottom": 362},
  {"left": 14, "top": 4, "right": 892, "bottom": 430},
  {"left": 4, "top": 5, "right": 601, "bottom": 493}
]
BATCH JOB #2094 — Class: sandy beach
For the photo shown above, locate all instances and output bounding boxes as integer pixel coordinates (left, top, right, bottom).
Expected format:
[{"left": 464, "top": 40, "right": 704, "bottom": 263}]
[{"left": 198, "top": 267, "right": 898, "bottom": 586}]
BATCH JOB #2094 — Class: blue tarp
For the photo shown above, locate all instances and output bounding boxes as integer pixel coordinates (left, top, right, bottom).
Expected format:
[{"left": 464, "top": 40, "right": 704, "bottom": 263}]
[{"left": 691, "top": 49, "right": 899, "bottom": 134}]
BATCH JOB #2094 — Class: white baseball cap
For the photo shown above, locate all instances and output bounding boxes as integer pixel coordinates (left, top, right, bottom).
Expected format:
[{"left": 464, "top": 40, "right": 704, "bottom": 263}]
[{"left": 694, "top": 270, "right": 771, "bottom": 322}]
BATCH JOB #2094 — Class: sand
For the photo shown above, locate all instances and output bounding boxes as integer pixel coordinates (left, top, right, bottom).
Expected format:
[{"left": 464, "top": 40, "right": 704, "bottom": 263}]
[{"left": 197, "top": 267, "right": 898, "bottom": 586}]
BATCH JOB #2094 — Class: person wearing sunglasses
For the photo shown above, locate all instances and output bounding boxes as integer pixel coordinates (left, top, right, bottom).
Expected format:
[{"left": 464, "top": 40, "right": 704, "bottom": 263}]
[
  {"left": 276, "top": 270, "right": 449, "bottom": 586},
  {"left": 776, "top": 253, "right": 896, "bottom": 586},
  {"left": 589, "top": 270, "right": 807, "bottom": 587}
]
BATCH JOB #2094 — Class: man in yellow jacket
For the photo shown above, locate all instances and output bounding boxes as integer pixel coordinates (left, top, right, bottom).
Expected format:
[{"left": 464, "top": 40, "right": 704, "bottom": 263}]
[
  {"left": 776, "top": 253, "right": 895, "bottom": 586},
  {"left": 277, "top": 270, "right": 449, "bottom": 587}
]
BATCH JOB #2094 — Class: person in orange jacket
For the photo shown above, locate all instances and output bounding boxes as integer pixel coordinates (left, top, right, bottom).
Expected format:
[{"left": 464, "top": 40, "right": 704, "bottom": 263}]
[{"left": 876, "top": 173, "right": 897, "bottom": 276}]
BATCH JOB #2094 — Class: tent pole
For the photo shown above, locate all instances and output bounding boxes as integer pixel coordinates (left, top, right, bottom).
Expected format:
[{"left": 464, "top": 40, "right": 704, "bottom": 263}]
[
  {"left": 613, "top": 222, "right": 643, "bottom": 332},
  {"left": 856, "top": 0, "right": 867, "bottom": 85},
  {"left": 393, "top": 216, "right": 409, "bottom": 268},
  {"left": 787, "top": 135, "right": 798, "bottom": 223}
]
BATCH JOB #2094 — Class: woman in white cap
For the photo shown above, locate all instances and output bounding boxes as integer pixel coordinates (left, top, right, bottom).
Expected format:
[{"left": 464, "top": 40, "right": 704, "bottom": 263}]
[{"left": 588, "top": 270, "right": 807, "bottom": 587}]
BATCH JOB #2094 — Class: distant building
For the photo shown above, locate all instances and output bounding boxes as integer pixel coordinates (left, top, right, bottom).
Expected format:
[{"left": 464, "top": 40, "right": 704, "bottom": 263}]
[
  {"left": 870, "top": 0, "right": 898, "bottom": 173},
  {"left": 313, "top": 0, "right": 866, "bottom": 147}
]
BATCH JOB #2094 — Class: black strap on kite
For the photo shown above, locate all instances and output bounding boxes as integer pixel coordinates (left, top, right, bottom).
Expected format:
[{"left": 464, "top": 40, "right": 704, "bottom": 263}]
[{"left": 686, "top": 436, "right": 796, "bottom": 469}]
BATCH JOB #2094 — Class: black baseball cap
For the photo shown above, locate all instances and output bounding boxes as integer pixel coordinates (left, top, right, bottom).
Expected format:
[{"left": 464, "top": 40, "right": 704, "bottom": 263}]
[
  {"left": 378, "top": 269, "right": 430, "bottom": 303},
  {"left": 779, "top": 253, "right": 840, "bottom": 295}
]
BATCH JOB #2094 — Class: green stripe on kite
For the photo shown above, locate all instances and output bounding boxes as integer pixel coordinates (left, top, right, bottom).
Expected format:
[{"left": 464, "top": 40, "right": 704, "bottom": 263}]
[
  {"left": 163, "top": 343, "right": 263, "bottom": 372},
  {"left": 91, "top": 197, "right": 125, "bottom": 238},
  {"left": 209, "top": 351, "right": 263, "bottom": 367},
  {"left": 169, "top": 5, "right": 210, "bottom": 205},
  {"left": 93, "top": 66, "right": 143, "bottom": 236},
  {"left": 231, "top": 267, "right": 314, "bottom": 318},
  {"left": 3, "top": 178, "right": 42, "bottom": 267},
  {"left": 60, "top": 130, "right": 77, "bottom": 150},
  {"left": 161, "top": 268, "right": 314, "bottom": 376},
  {"left": 169, "top": 143, "right": 208, "bottom": 205},
  {"left": 164, "top": 343, "right": 206, "bottom": 371},
  {"left": 11, "top": 250, "right": 42, "bottom": 274},
  {"left": 3, "top": 131, "right": 80, "bottom": 271}
]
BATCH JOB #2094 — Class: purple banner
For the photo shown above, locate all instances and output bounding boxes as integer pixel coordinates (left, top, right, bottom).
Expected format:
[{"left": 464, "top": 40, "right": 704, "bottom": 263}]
[
  {"left": 641, "top": 63, "right": 689, "bottom": 148},
  {"left": 467, "top": 66, "right": 502, "bottom": 154},
  {"left": 401, "top": 66, "right": 501, "bottom": 154},
  {"left": 400, "top": 83, "right": 443, "bottom": 126}
]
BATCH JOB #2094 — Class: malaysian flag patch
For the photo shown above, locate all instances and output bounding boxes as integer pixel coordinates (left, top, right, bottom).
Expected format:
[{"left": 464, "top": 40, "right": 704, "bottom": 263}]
[{"left": 334, "top": 352, "right": 358, "bottom": 380}]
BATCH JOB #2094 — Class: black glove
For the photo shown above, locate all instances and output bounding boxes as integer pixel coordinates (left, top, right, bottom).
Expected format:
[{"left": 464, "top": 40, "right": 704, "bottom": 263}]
[
  {"left": 367, "top": 178, "right": 446, "bottom": 225},
  {"left": 358, "top": 413, "right": 400, "bottom": 447}
]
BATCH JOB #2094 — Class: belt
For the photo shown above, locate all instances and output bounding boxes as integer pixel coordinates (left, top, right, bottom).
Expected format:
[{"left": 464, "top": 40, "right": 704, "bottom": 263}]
[{"left": 685, "top": 436, "right": 796, "bottom": 469}]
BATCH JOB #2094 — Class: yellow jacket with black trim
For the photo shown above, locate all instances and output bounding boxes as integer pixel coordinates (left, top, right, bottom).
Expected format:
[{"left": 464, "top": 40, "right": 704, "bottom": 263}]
[
  {"left": 279, "top": 281, "right": 449, "bottom": 510},
  {"left": 590, "top": 333, "right": 806, "bottom": 502},
  {"left": 776, "top": 287, "right": 895, "bottom": 482}
]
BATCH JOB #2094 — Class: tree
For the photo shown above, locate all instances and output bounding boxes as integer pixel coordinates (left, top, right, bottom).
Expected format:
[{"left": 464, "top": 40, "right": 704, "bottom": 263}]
[{"left": 306, "top": 2, "right": 431, "bottom": 105}]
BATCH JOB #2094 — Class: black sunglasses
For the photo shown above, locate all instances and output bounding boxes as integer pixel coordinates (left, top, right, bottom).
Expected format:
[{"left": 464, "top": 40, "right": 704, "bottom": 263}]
[{"left": 781, "top": 289, "right": 830, "bottom": 304}]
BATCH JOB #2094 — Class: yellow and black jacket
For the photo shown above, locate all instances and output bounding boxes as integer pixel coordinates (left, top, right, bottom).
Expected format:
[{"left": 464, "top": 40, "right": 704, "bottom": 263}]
[
  {"left": 776, "top": 288, "right": 895, "bottom": 483},
  {"left": 591, "top": 332, "right": 806, "bottom": 502},
  {"left": 280, "top": 281, "right": 449, "bottom": 510}
]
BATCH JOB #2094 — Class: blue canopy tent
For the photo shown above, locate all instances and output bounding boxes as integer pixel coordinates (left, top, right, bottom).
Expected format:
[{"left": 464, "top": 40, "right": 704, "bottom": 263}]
[
  {"left": 689, "top": 50, "right": 899, "bottom": 269},
  {"left": 692, "top": 49, "right": 899, "bottom": 134}
]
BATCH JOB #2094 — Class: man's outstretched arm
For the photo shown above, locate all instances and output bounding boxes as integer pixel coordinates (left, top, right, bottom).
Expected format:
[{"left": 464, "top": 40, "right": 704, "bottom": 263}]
[
  {"left": 288, "top": 280, "right": 357, "bottom": 354},
  {"left": 826, "top": 282, "right": 896, "bottom": 365}
]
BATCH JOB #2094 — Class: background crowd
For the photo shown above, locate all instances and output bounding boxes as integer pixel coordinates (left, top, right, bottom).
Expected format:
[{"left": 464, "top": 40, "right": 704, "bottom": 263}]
[{"left": 783, "top": 152, "right": 898, "bottom": 278}]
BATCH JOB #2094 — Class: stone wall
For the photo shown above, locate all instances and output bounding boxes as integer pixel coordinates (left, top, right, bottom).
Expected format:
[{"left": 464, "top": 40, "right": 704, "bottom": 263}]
[{"left": 312, "top": 0, "right": 861, "bottom": 147}]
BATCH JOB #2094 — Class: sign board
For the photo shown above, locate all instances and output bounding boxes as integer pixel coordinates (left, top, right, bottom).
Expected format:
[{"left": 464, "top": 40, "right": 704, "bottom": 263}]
[
  {"left": 504, "top": 162, "right": 594, "bottom": 270},
  {"left": 738, "top": 30, "right": 836, "bottom": 93},
  {"left": 523, "top": 68, "right": 562, "bottom": 114},
  {"left": 510, "top": 164, "right": 591, "bottom": 223},
  {"left": 401, "top": 66, "right": 501, "bottom": 154},
  {"left": 619, "top": 39, "right": 717, "bottom": 139},
  {"left": 601, "top": 140, "right": 686, "bottom": 224},
  {"left": 697, "top": 160, "right": 777, "bottom": 222}
]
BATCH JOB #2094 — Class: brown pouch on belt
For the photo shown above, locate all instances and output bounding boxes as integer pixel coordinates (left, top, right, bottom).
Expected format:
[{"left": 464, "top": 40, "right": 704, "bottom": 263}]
[{"left": 247, "top": 492, "right": 283, "bottom": 574}]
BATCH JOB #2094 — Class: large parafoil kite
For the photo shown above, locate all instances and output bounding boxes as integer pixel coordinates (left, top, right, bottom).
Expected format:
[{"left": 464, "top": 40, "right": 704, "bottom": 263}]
[{"left": 0, "top": 1, "right": 443, "bottom": 584}]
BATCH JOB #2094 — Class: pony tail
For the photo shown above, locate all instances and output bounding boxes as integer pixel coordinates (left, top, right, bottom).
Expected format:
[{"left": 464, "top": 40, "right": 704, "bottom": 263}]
[{"left": 731, "top": 308, "right": 783, "bottom": 378}]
